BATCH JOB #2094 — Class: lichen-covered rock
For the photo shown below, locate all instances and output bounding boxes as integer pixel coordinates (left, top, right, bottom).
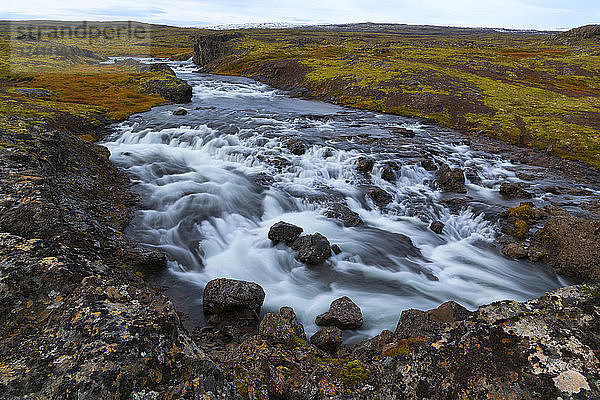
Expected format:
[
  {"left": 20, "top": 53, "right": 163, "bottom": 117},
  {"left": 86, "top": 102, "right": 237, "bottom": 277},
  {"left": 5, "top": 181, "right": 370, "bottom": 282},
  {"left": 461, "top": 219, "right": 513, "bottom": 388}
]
[
  {"left": 291, "top": 233, "right": 332, "bottom": 265},
  {"left": 528, "top": 214, "right": 600, "bottom": 281},
  {"left": 202, "top": 278, "right": 266, "bottom": 324},
  {"left": 310, "top": 326, "right": 343, "bottom": 352},
  {"left": 0, "top": 233, "right": 237, "bottom": 399},
  {"left": 316, "top": 296, "right": 363, "bottom": 330},
  {"left": 435, "top": 163, "right": 466, "bottom": 193},
  {"left": 268, "top": 221, "right": 303, "bottom": 244},
  {"left": 259, "top": 307, "right": 306, "bottom": 346}
]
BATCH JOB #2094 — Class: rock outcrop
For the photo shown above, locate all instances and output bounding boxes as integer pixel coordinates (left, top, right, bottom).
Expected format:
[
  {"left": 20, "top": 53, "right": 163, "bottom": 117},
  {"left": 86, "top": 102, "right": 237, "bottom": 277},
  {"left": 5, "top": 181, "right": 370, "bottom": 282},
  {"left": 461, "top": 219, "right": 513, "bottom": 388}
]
[
  {"left": 310, "top": 326, "right": 344, "bottom": 352},
  {"left": 259, "top": 307, "right": 306, "bottom": 346},
  {"left": 202, "top": 278, "right": 266, "bottom": 325},
  {"left": 201, "top": 284, "right": 600, "bottom": 399},
  {"left": 193, "top": 33, "right": 241, "bottom": 66},
  {"left": 315, "top": 296, "right": 364, "bottom": 330},
  {"left": 529, "top": 214, "right": 600, "bottom": 281}
]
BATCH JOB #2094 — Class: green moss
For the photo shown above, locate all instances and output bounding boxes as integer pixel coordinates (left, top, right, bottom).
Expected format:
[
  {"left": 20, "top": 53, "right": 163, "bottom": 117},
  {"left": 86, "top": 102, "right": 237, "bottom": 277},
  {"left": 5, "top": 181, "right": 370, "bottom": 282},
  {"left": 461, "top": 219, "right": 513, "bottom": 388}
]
[
  {"left": 513, "top": 219, "right": 529, "bottom": 239},
  {"left": 582, "top": 285, "right": 600, "bottom": 297},
  {"left": 339, "top": 360, "right": 367, "bottom": 385}
]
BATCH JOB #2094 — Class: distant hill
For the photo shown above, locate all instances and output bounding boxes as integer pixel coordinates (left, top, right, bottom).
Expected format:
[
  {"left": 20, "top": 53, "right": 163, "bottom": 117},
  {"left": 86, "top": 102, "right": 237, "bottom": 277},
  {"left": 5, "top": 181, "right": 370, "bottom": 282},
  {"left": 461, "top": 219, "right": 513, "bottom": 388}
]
[{"left": 563, "top": 25, "right": 600, "bottom": 38}]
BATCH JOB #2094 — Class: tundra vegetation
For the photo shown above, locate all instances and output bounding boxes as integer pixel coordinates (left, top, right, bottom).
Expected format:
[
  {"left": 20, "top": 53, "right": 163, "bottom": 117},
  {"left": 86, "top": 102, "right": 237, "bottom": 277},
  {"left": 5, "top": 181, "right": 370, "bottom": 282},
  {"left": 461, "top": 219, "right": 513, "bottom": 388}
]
[{"left": 199, "top": 25, "right": 600, "bottom": 167}]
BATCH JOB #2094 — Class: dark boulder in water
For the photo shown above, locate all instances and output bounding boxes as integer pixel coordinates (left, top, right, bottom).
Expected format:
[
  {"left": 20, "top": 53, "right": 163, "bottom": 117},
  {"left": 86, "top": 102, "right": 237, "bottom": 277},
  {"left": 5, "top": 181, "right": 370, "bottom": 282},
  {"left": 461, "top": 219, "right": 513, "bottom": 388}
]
[
  {"left": 430, "top": 221, "right": 445, "bottom": 234},
  {"left": 268, "top": 221, "right": 303, "bottom": 244},
  {"left": 356, "top": 157, "right": 375, "bottom": 174},
  {"left": 173, "top": 108, "right": 188, "bottom": 116},
  {"left": 381, "top": 166, "right": 396, "bottom": 183},
  {"left": 367, "top": 187, "right": 393, "bottom": 208},
  {"left": 331, "top": 244, "right": 342, "bottom": 255},
  {"left": 291, "top": 233, "right": 332, "bottom": 265},
  {"left": 421, "top": 157, "right": 438, "bottom": 171},
  {"left": 499, "top": 182, "right": 532, "bottom": 199},
  {"left": 435, "top": 164, "right": 467, "bottom": 193},
  {"left": 325, "top": 203, "right": 363, "bottom": 227},
  {"left": 316, "top": 296, "right": 363, "bottom": 330},
  {"left": 287, "top": 138, "right": 306, "bottom": 155}
]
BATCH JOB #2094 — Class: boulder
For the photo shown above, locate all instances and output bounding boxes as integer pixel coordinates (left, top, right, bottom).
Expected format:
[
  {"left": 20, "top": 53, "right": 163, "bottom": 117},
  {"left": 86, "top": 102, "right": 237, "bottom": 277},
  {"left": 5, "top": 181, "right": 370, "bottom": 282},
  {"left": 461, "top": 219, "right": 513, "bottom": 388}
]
[
  {"left": 259, "top": 307, "right": 306, "bottom": 346},
  {"left": 381, "top": 166, "right": 396, "bottom": 183},
  {"left": 268, "top": 221, "right": 303, "bottom": 245},
  {"left": 140, "top": 70, "right": 193, "bottom": 103},
  {"left": 421, "top": 158, "right": 437, "bottom": 171},
  {"left": 430, "top": 221, "right": 445, "bottom": 234},
  {"left": 325, "top": 203, "right": 363, "bottom": 227},
  {"left": 287, "top": 138, "right": 306, "bottom": 155},
  {"left": 356, "top": 157, "right": 374, "bottom": 174},
  {"left": 202, "top": 278, "right": 266, "bottom": 323},
  {"left": 173, "top": 108, "right": 188, "bottom": 116},
  {"left": 500, "top": 182, "right": 532, "bottom": 199},
  {"left": 390, "top": 127, "right": 416, "bottom": 138},
  {"left": 291, "top": 233, "right": 332, "bottom": 265},
  {"left": 315, "top": 296, "right": 363, "bottom": 330},
  {"left": 528, "top": 214, "right": 600, "bottom": 281},
  {"left": 310, "top": 326, "right": 343, "bottom": 352},
  {"left": 367, "top": 187, "right": 393, "bottom": 208},
  {"left": 502, "top": 242, "right": 528, "bottom": 259},
  {"left": 331, "top": 244, "right": 342, "bottom": 255},
  {"left": 396, "top": 301, "right": 472, "bottom": 339},
  {"left": 435, "top": 164, "right": 466, "bottom": 193}
]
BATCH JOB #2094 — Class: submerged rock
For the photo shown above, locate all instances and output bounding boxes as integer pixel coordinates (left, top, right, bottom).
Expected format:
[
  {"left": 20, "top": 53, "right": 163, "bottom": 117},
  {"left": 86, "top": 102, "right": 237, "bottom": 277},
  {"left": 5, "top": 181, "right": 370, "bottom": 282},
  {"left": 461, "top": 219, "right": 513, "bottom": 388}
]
[
  {"left": 291, "top": 233, "right": 332, "bottom": 265},
  {"left": 259, "top": 307, "right": 306, "bottom": 346},
  {"left": 173, "top": 108, "right": 188, "bottom": 115},
  {"left": 381, "top": 166, "right": 396, "bottom": 183},
  {"left": 311, "top": 326, "right": 343, "bottom": 352},
  {"left": 316, "top": 296, "right": 363, "bottom": 330},
  {"left": 356, "top": 157, "right": 375, "bottom": 174},
  {"left": 202, "top": 278, "right": 266, "bottom": 324},
  {"left": 268, "top": 221, "right": 303, "bottom": 244},
  {"left": 367, "top": 187, "right": 393, "bottom": 208},
  {"left": 325, "top": 203, "right": 363, "bottom": 227},
  {"left": 500, "top": 182, "right": 532, "bottom": 199},
  {"left": 421, "top": 157, "right": 438, "bottom": 171},
  {"left": 287, "top": 138, "right": 306, "bottom": 155},
  {"left": 435, "top": 164, "right": 467, "bottom": 193}
]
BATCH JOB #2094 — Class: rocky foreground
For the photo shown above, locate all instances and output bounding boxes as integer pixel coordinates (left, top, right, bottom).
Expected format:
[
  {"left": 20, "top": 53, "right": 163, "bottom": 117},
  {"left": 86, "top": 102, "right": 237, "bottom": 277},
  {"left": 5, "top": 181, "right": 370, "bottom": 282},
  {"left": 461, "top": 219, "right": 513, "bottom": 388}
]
[{"left": 0, "top": 61, "right": 599, "bottom": 399}]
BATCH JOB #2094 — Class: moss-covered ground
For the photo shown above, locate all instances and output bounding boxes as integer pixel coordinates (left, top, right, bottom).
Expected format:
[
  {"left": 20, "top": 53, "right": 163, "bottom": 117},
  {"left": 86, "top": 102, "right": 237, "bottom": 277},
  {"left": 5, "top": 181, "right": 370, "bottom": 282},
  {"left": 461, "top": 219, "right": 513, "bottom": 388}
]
[{"left": 205, "top": 28, "right": 600, "bottom": 168}]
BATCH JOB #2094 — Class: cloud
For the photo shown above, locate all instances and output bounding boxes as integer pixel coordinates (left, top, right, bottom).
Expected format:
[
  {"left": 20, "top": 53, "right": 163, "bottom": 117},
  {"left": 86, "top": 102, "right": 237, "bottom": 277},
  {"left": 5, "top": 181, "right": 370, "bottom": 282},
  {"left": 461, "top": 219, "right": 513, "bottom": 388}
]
[{"left": 2, "top": 0, "right": 599, "bottom": 29}]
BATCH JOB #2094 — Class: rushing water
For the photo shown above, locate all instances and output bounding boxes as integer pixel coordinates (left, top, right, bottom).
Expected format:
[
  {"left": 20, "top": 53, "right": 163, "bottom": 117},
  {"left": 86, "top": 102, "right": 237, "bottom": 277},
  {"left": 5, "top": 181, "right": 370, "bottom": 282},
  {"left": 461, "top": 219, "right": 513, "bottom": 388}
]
[{"left": 102, "top": 60, "right": 573, "bottom": 340}]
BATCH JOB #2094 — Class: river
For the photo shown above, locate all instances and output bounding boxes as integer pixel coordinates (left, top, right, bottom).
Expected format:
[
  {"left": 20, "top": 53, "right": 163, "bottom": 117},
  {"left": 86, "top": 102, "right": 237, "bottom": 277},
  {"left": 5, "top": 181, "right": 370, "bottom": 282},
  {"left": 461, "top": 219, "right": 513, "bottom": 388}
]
[{"left": 102, "top": 60, "right": 571, "bottom": 340}]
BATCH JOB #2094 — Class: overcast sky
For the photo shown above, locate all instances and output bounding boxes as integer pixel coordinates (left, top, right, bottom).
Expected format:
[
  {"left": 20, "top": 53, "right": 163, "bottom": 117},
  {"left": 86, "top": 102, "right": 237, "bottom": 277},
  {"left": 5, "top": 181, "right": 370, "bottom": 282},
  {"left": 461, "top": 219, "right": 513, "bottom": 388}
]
[{"left": 2, "top": 0, "right": 599, "bottom": 30}]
